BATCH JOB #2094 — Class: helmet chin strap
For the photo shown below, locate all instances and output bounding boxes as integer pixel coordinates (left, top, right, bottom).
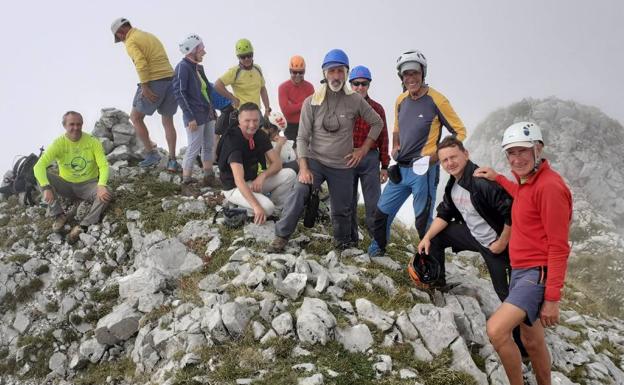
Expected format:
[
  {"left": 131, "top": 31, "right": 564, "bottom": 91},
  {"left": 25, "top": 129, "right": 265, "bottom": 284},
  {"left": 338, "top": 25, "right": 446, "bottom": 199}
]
[{"left": 532, "top": 142, "right": 542, "bottom": 172}]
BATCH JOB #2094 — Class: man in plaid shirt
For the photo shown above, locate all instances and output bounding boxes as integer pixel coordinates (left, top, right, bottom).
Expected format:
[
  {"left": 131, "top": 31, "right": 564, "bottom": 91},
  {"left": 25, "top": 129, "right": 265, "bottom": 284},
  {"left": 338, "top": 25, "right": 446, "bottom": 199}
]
[{"left": 349, "top": 66, "right": 389, "bottom": 244}]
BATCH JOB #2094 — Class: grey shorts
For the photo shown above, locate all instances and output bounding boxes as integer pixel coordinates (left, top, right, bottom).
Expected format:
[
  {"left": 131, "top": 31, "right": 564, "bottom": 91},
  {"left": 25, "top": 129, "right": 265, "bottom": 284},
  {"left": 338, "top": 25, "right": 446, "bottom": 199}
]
[
  {"left": 505, "top": 267, "right": 546, "bottom": 326},
  {"left": 132, "top": 77, "right": 178, "bottom": 116}
]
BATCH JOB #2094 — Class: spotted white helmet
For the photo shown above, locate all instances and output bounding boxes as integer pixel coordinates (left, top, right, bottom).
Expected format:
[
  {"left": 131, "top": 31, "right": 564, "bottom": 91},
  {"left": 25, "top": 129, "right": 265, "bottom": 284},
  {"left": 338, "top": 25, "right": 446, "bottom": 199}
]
[
  {"left": 501, "top": 122, "right": 543, "bottom": 151},
  {"left": 268, "top": 111, "right": 287, "bottom": 131},
  {"left": 396, "top": 49, "right": 427, "bottom": 77},
  {"left": 179, "top": 34, "right": 203, "bottom": 55}
]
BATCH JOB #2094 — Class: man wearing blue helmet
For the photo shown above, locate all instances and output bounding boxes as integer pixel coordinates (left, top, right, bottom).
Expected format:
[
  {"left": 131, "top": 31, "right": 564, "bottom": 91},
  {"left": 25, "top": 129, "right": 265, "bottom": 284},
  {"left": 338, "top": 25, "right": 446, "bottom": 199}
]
[
  {"left": 348, "top": 65, "right": 389, "bottom": 244},
  {"left": 269, "top": 49, "right": 384, "bottom": 252}
]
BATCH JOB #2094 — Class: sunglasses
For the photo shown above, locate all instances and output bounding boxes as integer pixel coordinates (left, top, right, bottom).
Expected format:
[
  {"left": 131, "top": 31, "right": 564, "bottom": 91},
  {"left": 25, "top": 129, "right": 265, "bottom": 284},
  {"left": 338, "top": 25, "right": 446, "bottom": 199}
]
[
  {"left": 350, "top": 81, "right": 370, "bottom": 87},
  {"left": 238, "top": 53, "right": 253, "bottom": 60},
  {"left": 290, "top": 71, "right": 305, "bottom": 76}
]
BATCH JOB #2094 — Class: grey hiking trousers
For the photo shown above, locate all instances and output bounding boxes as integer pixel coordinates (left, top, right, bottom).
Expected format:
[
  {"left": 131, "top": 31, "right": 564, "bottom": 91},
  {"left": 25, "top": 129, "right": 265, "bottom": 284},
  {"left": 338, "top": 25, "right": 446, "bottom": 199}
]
[
  {"left": 44, "top": 172, "right": 112, "bottom": 227},
  {"left": 275, "top": 158, "right": 354, "bottom": 245}
]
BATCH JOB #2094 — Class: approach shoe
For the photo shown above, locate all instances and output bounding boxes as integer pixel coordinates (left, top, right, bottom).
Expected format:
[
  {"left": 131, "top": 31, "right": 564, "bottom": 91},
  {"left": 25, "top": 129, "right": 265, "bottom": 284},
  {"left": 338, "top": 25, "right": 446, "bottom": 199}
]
[
  {"left": 67, "top": 225, "right": 83, "bottom": 244},
  {"left": 139, "top": 151, "right": 162, "bottom": 168},
  {"left": 166, "top": 159, "right": 181, "bottom": 173},
  {"left": 201, "top": 173, "right": 217, "bottom": 188},
  {"left": 52, "top": 213, "right": 68, "bottom": 233},
  {"left": 268, "top": 236, "right": 288, "bottom": 253}
]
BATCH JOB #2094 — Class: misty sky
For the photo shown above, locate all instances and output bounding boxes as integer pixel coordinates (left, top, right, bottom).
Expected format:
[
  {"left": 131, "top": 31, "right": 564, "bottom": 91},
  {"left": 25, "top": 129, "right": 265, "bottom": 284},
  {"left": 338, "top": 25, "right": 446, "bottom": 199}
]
[{"left": 1, "top": 0, "right": 622, "bottom": 224}]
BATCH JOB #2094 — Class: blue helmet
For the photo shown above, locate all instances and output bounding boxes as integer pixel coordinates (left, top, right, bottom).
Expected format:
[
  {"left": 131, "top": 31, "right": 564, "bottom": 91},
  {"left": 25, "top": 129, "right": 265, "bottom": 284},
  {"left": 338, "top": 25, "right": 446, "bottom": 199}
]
[
  {"left": 349, "top": 65, "right": 372, "bottom": 82},
  {"left": 322, "top": 49, "right": 349, "bottom": 70}
]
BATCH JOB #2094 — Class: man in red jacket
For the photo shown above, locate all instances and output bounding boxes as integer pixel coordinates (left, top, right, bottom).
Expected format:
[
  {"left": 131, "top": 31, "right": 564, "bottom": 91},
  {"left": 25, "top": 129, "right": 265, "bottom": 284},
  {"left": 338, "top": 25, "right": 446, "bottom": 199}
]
[
  {"left": 278, "top": 55, "right": 314, "bottom": 142},
  {"left": 474, "top": 122, "right": 572, "bottom": 385}
]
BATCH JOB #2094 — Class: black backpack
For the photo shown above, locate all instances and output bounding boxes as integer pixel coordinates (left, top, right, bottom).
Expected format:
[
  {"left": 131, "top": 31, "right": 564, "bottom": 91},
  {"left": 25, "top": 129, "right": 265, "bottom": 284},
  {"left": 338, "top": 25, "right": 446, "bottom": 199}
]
[{"left": 0, "top": 147, "right": 43, "bottom": 205}]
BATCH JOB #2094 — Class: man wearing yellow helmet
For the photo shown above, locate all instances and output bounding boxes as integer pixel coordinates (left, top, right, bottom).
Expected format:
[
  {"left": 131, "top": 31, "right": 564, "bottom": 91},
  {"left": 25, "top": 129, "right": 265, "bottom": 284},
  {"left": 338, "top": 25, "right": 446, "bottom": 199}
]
[
  {"left": 278, "top": 55, "right": 314, "bottom": 141},
  {"left": 215, "top": 39, "right": 271, "bottom": 129}
]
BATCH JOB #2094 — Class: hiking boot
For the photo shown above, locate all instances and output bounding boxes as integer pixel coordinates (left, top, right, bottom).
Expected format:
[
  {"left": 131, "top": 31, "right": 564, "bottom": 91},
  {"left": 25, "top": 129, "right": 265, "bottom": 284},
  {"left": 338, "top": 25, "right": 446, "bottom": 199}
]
[
  {"left": 201, "top": 173, "right": 217, "bottom": 188},
  {"left": 166, "top": 159, "right": 181, "bottom": 173},
  {"left": 182, "top": 176, "right": 198, "bottom": 185},
  {"left": 139, "top": 151, "right": 162, "bottom": 167},
  {"left": 52, "top": 214, "right": 68, "bottom": 233},
  {"left": 67, "top": 225, "right": 83, "bottom": 244},
  {"left": 268, "top": 236, "right": 288, "bottom": 253}
]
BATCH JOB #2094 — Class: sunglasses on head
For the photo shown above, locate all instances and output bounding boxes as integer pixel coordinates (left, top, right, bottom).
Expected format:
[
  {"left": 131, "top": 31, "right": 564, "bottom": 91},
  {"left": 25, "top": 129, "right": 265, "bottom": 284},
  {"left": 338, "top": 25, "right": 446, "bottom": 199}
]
[
  {"left": 238, "top": 53, "right": 253, "bottom": 60},
  {"left": 351, "top": 81, "right": 370, "bottom": 87},
  {"left": 290, "top": 70, "right": 305, "bottom": 75}
]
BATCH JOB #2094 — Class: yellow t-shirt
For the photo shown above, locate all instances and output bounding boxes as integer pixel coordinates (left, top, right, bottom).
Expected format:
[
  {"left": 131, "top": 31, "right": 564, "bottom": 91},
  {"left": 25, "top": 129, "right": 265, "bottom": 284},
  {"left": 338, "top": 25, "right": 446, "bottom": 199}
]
[
  {"left": 124, "top": 28, "right": 174, "bottom": 83},
  {"left": 219, "top": 65, "right": 265, "bottom": 107}
]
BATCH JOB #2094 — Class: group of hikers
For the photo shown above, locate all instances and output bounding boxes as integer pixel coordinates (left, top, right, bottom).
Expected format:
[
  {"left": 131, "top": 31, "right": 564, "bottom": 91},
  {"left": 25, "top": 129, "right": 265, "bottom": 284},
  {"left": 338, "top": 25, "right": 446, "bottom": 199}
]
[{"left": 27, "top": 17, "right": 572, "bottom": 385}]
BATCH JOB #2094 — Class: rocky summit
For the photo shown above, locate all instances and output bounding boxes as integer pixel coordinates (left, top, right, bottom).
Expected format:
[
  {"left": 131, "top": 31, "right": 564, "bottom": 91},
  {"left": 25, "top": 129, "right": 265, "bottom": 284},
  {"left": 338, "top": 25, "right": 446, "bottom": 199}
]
[{"left": 0, "top": 107, "right": 623, "bottom": 385}]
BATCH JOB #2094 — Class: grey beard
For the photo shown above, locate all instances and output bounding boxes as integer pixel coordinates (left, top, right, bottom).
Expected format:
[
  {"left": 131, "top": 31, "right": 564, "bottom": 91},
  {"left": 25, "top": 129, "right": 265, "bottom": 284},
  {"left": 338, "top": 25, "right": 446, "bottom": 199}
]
[{"left": 328, "top": 80, "right": 343, "bottom": 92}]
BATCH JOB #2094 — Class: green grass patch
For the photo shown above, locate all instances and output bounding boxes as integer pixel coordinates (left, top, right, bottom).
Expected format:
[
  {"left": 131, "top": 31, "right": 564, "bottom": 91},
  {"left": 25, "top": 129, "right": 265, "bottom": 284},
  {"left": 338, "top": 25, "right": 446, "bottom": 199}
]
[
  {"left": 34, "top": 264, "right": 50, "bottom": 275},
  {"left": 412, "top": 348, "right": 478, "bottom": 385},
  {"left": 15, "top": 330, "right": 55, "bottom": 379},
  {"left": 74, "top": 357, "right": 140, "bottom": 385},
  {"left": 7, "top": 254, "right": 30, "bottom": 264},
  {"left": 56, "top": 277, "right": 77, "bottom": 292}
]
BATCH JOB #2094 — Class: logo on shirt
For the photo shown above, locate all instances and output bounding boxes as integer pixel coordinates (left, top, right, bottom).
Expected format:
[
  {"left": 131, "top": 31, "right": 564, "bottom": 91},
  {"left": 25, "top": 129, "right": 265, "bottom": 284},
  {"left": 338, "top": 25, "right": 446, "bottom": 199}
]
[
  {"left": 418, "top": 114, "right": 424, "bottom": 118},
  {"left": 70, "top": 156, "right": 87, "bottom": 172}
]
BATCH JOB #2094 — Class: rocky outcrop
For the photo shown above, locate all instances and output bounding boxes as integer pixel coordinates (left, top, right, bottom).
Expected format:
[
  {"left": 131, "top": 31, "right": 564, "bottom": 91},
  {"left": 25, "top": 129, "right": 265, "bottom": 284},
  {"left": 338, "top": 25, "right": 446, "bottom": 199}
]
[{"left": 0, "top": 119, "right": 623, "bottom": 384}]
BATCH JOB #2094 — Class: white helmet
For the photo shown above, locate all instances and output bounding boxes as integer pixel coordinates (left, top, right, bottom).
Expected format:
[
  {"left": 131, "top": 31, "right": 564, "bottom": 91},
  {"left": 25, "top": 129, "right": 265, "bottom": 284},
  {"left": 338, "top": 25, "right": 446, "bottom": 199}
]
[
  {"left": 179, "top": 34, "right": 202, "bottom": 55},
  {"left": 396, "top": 49, "right": 427, "bottom": 77},
  {"left": 268, "top": 111, "right": 287, "bottom": 131},
  {"left": 501, "top": 122, "right": 543, "bottom": 151}
]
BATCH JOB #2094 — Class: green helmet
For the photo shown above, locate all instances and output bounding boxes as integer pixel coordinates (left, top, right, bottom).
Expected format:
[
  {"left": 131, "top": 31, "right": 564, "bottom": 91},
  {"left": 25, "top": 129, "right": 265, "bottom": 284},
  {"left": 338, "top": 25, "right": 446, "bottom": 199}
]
[{"left": 235, "top": 38, "right": 253, "bottom": 56}]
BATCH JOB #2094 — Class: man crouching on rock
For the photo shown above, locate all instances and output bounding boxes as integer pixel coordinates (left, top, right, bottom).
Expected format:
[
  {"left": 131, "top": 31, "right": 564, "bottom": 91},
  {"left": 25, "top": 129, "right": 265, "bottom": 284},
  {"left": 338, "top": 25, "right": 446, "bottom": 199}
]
[
  {"left": 34, "top": 111, "right": 112, "bottom": 243},
  {"left": 216, "top": 102, "right": 296, "bottom": 224},
  {"left": 474, "top": 122, "right": 572, "bottom": 385}
]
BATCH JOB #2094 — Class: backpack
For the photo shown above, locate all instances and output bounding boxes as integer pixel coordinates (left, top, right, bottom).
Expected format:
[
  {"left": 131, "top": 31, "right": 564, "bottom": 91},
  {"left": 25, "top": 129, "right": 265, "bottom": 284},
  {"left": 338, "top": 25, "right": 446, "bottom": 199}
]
[
  {"left": 0, "top": 147, "right": 44, "bottom": 205},
  {"left": 234, "top": 64, "right": 263, "bottom": 83}
]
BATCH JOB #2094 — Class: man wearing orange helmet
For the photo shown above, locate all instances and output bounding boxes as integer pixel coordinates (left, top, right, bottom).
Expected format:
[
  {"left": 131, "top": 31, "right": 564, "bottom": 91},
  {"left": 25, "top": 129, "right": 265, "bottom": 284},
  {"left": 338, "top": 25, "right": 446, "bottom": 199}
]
[{"left": 278, "top": 55, "right": 315, "bottom": 141}]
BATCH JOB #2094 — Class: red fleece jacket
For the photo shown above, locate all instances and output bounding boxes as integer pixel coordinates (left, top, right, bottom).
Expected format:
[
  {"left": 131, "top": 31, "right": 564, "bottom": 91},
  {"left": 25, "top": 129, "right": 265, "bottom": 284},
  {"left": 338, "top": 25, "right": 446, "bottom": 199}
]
[
  {"left": 495, "top": 160, "right": 572, "bottom": 301},
  {"left": 278, "top": 80, "right": 314, "bottom": 124}
]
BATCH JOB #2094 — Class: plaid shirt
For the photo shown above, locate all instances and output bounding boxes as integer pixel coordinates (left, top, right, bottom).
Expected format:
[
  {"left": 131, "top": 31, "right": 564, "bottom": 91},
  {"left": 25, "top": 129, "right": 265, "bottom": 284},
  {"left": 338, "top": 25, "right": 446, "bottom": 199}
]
[{"left": 353, "top": 96, "right": 390, "bottom": 168}]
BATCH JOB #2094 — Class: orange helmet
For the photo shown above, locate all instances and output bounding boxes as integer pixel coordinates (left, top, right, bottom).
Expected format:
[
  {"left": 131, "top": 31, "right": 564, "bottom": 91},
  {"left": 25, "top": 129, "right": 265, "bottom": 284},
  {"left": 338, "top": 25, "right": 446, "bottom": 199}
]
[
  {"left": 289, "top": 55, "right": 306, "bottom": 71},
  {"left": 407, "top": 252, "right": 441, "bottom": 289}
]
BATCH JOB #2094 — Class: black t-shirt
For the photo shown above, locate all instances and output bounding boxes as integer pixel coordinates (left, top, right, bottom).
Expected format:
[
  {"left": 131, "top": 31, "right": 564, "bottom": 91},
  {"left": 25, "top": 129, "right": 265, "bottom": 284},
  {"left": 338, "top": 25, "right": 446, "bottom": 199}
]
[{"left": 216, "top": 127, "right": 273, "bottom": 190}]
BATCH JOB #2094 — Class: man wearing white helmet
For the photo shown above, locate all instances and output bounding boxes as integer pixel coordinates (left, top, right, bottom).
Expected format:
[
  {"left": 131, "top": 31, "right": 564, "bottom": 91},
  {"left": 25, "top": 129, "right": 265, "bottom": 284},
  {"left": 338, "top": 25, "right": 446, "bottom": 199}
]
[
  {"left": 172, "top": 34, "right": 218, "bottom": 187},
  {"left": 269, "top": 49, "right": 383, "bottom": 252},
  {"left": 368, "top": 49, "right": 466, "bottom": 257},
  {"left": 111, "top": 18, "right": 180, "bottom": 171},
  {"left": 474, "top": 122, "right": 572, "bottom": 385}
]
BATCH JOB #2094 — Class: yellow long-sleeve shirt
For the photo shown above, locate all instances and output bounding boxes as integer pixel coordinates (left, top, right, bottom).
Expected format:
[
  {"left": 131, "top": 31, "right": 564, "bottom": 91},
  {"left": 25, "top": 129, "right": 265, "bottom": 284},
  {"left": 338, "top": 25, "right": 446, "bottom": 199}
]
[
  {"left": 124, "top": 28, "right": 174, "bottom": 83},
  {"left": 34, "top": 133, "right": 109, "bottom": 187}
]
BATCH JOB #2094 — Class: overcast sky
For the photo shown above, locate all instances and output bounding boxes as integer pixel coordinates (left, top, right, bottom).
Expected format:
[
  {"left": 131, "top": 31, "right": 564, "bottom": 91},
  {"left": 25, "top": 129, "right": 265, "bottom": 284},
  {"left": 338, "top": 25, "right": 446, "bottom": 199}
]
[{"left": 1, "top": 0, "right": 622, "bottom": 223}]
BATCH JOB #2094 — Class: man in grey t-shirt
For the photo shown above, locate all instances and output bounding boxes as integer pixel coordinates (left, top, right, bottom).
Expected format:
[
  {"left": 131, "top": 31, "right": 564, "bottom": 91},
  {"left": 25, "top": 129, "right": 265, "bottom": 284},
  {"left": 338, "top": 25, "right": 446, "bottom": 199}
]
[{"left": 269, "top": 49, "right": 383, "bottom": 252}]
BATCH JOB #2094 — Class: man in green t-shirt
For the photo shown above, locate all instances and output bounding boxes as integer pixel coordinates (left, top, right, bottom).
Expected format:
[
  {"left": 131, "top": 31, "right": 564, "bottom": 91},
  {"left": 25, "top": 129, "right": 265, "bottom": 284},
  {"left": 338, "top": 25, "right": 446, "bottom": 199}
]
[{"left": 34, "top": 111, "right": 113, "bottom": 243}]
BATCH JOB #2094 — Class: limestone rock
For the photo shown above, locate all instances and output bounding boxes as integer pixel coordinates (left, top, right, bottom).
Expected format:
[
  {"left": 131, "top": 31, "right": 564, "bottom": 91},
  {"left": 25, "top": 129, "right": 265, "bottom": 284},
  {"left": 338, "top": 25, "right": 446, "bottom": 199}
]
[
  {"left": 295, "top": 298, "right": 336, "bottom": 345},
  {"left": 335, "top": 324, "right": 373, "bottom": 353}
]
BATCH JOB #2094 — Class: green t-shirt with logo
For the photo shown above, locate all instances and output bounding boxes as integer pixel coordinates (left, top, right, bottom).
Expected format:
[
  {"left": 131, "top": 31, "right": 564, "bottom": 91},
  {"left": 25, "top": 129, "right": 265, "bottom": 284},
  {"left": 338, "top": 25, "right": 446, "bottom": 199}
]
[{"left": 34, "top": 133, "right": 110, "bottom": 187}]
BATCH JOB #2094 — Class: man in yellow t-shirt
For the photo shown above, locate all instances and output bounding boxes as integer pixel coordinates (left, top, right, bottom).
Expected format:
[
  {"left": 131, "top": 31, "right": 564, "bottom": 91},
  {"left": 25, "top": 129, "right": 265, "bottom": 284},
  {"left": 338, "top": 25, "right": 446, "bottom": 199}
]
[
  {"left": 214, "top": 39, "right": 271, "bottom": 133},
  {"left": 111, "top": 17, "right": 180, "bottom": 171},
  {"left": 34, "top": 111, "right": 112, "bottom": 243}
]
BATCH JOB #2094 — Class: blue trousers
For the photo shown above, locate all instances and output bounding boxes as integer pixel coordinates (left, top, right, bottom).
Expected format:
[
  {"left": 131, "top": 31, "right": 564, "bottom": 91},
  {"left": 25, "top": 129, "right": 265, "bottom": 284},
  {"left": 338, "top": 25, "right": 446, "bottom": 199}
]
[{"left": 368, "top": 163, "right": 439, "bottom": 255}]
